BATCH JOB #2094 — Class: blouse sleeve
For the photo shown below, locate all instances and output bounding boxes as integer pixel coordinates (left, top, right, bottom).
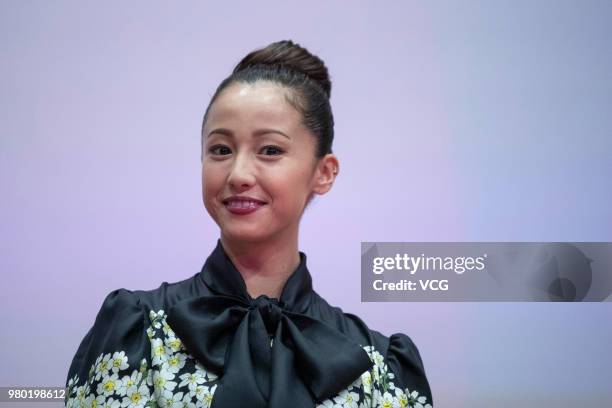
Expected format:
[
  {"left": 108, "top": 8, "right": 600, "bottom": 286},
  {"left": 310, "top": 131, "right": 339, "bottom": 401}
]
[
  {"left": 385, "top": 332, "right": 434, "bottom": 408},
  {"left": 64, "top": 288, "right": 154, "bottom": 408}
]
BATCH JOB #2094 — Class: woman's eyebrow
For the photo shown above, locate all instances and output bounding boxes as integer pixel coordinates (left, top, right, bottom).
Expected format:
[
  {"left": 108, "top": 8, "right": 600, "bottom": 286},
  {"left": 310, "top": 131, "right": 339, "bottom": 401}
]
[{"left": 207, "top": 128, "right": 290, "bottom": 140}]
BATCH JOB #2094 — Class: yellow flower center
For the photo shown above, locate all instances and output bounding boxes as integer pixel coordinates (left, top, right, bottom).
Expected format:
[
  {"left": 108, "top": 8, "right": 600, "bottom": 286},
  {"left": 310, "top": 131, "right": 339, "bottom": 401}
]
[
  {"left": 103, "top": 380, "right": 115, "bottom": 392},
  {"left": 131, "top": 392, "right": 141, "bottom": 403}
]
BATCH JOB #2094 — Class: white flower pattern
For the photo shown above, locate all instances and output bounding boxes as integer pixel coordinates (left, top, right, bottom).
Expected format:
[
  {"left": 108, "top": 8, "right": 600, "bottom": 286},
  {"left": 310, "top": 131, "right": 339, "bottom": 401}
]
[{"left": 65, "top": 310, "right": 431, "bottom": 407}]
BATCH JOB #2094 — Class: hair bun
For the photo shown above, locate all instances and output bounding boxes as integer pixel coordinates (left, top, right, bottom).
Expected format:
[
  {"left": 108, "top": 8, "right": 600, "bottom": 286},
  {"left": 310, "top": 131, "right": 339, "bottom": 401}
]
[{"left": 232, "top": 40, "right": 331, "bottom": 99}]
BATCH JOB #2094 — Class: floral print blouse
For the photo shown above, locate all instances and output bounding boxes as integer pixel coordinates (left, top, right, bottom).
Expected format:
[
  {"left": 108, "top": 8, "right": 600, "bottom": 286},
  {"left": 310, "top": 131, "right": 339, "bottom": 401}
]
[{"left": 65, "top": 239, "right": 433, "bottom": 408}]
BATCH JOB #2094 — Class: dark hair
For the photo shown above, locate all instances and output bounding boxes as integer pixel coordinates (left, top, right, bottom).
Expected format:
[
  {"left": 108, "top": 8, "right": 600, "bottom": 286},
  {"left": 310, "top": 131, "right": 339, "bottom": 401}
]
[{"left": 200, "top": 40, "right": 334, "bottom": 161}]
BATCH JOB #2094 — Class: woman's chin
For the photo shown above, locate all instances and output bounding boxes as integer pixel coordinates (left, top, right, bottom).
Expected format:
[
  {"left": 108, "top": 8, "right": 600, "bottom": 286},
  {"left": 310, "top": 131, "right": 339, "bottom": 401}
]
[{"left": 221, "top": 226, "right": 271, "bottom": 243}]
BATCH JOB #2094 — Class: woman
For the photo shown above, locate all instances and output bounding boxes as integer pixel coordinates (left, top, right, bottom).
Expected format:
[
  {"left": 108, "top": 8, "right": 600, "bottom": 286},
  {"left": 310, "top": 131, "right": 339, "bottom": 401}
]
[{"left": 64, "top": 40, "right": 433, "bottom": 408}]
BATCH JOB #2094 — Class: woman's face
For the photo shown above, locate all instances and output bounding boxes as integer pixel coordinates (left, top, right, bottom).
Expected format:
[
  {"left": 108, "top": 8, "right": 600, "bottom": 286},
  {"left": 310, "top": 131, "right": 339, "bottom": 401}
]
[{"left": 202, "top": 81, "right": 337, "bottom": 244}]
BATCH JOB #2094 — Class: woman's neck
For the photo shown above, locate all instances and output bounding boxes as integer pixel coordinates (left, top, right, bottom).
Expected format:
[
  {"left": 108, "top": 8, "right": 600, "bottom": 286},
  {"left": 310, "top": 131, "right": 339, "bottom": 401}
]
[{"left": 220, "top": 234, "right": 301, "bottom": 299}]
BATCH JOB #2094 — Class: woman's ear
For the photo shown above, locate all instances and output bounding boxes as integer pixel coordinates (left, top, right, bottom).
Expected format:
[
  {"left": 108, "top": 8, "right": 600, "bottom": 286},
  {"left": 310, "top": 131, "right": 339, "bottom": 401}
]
[{"left": 311, "top": 154, "right": 339, "bottom": 195}]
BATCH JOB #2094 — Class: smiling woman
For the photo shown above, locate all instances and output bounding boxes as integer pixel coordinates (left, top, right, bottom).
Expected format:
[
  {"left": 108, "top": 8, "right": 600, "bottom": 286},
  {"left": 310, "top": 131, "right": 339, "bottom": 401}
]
[{"left": 64, "top": 40, "right": 433, "bottom": 408}]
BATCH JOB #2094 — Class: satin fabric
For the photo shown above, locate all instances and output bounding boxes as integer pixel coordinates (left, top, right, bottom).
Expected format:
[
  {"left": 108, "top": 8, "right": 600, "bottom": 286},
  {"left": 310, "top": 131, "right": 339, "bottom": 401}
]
[{"left": 166, "top": 239, "right": 373, "bottom": 408}]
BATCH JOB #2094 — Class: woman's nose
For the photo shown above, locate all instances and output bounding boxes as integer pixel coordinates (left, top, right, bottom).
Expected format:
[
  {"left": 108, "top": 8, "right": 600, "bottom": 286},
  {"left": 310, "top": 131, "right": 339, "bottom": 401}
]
[{"left": 227, "top": 152, "right": 256, "bottom": 188}]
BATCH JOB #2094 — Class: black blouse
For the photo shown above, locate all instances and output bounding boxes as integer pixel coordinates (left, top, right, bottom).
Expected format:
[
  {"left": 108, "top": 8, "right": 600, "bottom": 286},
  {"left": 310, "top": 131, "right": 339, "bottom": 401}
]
[{"left": 65, "top": 239, "right": 433, "bottom": 408}]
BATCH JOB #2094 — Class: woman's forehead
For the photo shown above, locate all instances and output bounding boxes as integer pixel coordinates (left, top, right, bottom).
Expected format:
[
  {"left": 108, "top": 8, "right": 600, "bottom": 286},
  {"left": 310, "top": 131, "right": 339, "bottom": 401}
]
[{"left": 206, "top": 83, "right": 301, "bottom": 131}]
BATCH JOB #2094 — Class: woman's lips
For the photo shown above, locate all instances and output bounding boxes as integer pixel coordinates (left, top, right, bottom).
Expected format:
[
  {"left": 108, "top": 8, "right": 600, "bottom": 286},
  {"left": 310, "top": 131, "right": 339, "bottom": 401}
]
[{"left": 224, "top": 200, "right": 266, "bottom": 215}]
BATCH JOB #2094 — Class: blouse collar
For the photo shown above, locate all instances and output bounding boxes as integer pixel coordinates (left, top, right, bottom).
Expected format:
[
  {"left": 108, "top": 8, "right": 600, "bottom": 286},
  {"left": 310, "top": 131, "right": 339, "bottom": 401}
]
[{"left": 199, "top": 238, "right": 313, "bottom": 313}]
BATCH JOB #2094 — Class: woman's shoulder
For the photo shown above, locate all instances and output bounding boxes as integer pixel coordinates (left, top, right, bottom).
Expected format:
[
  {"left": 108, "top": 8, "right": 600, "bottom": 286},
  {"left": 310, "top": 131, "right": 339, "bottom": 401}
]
[
  {"left": 309, "top": 291, "right": 434, "bottom": 407},
  {"left": 64, "top": 287, "right": 153, "bottom": 406},
  {"left": 126, "top": 270, "right": 208, "bottom": 313},
  {"left": 64, "top": 272, "right": 202, "bottom": 388},
  {"left": 308, "top": 291, "right": 389, "bottom": 349},
  {"left": 64, "top": 273, "right": 214, "bottom": 408}
]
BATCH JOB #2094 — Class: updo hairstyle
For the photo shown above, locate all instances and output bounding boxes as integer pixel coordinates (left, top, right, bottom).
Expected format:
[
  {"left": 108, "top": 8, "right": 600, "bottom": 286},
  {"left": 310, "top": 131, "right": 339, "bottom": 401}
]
[{"left": 200, "top": 40, "right": 335, "bottom": 162}]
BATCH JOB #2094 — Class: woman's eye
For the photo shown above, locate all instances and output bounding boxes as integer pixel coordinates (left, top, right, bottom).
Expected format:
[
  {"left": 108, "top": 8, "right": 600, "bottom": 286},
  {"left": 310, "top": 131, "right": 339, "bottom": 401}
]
[
  {"left": 209, "top": 145, "right": 231, "bottom": 155},
  {"left": 260, "top": 145, "right": 284, "bottom": 156}
]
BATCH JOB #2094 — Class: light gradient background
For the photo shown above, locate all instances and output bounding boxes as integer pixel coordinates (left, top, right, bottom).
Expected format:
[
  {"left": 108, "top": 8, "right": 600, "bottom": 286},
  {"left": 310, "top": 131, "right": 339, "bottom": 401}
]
[{"left": 2, "top": 1, "right": 611, "bottom": 407}]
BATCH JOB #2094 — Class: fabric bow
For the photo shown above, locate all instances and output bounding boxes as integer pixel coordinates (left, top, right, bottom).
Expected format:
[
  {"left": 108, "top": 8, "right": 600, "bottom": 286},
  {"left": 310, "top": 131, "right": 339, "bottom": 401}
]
[{"left": 166, "top": 292, "right": 373, "bottom": 408}]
